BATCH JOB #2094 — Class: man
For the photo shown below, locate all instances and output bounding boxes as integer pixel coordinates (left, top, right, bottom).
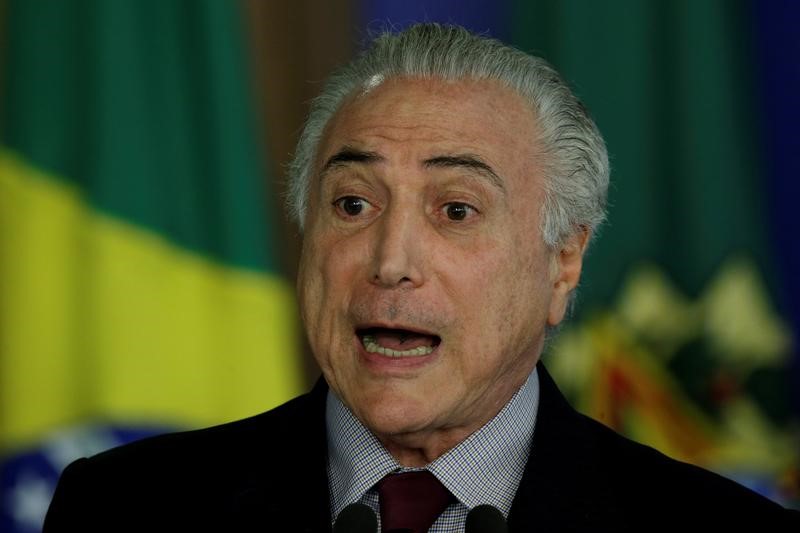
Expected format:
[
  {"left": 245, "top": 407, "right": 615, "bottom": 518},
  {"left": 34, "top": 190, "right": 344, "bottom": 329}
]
[{"left": 45, "top": 24, "right": 797, "bottom": 532}]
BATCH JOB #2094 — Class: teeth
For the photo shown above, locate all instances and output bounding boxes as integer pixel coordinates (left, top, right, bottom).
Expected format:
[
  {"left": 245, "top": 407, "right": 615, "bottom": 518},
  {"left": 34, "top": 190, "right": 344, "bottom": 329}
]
[{"left": 362, "top": 335, "right": 435, "bottom": 357}]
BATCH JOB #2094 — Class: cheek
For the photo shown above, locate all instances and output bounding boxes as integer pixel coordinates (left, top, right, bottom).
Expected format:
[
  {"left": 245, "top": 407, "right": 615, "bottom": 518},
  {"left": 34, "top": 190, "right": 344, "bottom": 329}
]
[
  {"left": 445, "top": 245, "right": 517, "bottom": 343},
  {"left": 298, "top": 232, "right": 366, "bottom": 337},
  {"left": 298, "top": 239, "right": 336, "bottom": 339},
  {"left": 475, "top": 236, "right": 550, "bottom": 339},
  {"left": 299, "top": 243, "right": 348, "bottom": 378}
]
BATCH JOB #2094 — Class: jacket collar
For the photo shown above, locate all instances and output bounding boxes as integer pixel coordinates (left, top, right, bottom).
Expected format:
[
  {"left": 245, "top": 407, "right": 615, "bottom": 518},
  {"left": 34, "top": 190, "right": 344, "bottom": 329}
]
[
  {"left": 508, "top": 361, "right": 602, "bottom": 530},
  {"left": 237, "top": 363, "right": 587, "bottom": 532},
  {"left": 229, "top": 377, "right": 332, "bottom": 532}
]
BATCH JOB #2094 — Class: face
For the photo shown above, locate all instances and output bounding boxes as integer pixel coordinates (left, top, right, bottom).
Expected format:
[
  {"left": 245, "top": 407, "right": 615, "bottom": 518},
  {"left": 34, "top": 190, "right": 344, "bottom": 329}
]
[{"left": 297, "top": 77, "right": 586, "bottom": 460}]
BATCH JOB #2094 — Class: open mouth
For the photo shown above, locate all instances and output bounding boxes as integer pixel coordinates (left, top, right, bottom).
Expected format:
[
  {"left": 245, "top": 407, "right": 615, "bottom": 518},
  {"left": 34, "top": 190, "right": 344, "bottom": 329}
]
[{"left": 356, "top": 327, "right": 441, "bottom": 358}]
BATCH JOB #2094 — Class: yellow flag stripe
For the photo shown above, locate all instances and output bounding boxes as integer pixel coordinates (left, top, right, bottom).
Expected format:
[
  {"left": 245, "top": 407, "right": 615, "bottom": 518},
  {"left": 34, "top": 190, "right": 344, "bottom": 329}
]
[{"left": 0, "top": 149, "right": 303, "bottom": 451}]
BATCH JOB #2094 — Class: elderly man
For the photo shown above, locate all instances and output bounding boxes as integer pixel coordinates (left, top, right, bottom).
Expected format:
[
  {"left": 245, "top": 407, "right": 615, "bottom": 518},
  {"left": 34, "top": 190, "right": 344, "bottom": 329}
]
[{"left": 45, "top": 24, "right": 797, "bottom": 532}]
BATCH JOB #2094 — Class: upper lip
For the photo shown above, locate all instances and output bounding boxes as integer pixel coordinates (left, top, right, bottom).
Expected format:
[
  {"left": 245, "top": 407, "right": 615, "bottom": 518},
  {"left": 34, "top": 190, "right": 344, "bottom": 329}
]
[{"left": 354, "top": 322, "right": 440, "bottom": 338}]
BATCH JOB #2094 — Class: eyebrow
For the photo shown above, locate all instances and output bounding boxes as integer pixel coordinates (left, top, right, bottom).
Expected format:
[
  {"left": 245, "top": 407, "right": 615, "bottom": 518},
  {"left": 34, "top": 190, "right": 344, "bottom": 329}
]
[
  {"left": 319, "top": 148, "right": 506, "bottom": 193},
  {"left": 424, "top": 154, "right": 506, "bottom": 192},
  {"left": 320, "top": 147, "right": 384, "bottom": 175}
]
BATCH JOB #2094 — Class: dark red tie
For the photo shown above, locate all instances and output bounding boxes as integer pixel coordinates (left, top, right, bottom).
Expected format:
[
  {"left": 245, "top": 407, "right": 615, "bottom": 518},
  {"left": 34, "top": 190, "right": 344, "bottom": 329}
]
[{"left": 377, "top": 471, "right": 453, "bottom": 533}]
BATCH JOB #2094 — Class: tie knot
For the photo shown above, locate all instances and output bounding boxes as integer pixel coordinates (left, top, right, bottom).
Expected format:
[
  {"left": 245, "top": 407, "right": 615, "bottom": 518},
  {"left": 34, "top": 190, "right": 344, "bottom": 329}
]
[{"left": 377, "top": 471, "right": 453, "bottom": 533}]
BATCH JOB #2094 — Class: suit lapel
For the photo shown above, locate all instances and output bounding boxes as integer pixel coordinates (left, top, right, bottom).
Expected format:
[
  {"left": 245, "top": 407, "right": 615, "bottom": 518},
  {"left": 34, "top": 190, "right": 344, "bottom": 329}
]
[
  {"left": 228, "top": 378, "right": 333, "bottom": 532},
  {"left": 508, "top": 363, "right": 605, "bottom": 532},
  {"left": 225, "top": 367, "right": 606, "bottom": 531},
  {"left": 291, "top": 379, "right": 334, "bottom": 532}
]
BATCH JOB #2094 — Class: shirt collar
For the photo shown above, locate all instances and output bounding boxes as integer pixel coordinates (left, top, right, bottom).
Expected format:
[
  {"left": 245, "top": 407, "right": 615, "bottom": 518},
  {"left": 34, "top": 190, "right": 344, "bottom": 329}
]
[{"left": 326, "top": 367, "right": 540, "bottom": 518}]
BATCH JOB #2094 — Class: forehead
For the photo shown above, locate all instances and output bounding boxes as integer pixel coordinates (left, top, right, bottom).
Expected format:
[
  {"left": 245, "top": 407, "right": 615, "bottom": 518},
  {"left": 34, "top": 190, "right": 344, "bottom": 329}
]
[{"left": 316, "top": 76, "right": 540, "bottom": 177}]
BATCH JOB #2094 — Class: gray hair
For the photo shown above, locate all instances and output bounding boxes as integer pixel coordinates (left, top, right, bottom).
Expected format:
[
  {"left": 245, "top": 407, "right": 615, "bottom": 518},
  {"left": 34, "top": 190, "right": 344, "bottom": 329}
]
[{"left": 287, "top": 23, "right": 609, "bottom": 247}]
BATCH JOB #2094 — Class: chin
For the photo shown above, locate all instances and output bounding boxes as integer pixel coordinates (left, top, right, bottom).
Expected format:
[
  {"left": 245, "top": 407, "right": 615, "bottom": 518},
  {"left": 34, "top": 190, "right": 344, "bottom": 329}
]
[{"left": 355, "top": 393, "right": 433, "bottom": 438}]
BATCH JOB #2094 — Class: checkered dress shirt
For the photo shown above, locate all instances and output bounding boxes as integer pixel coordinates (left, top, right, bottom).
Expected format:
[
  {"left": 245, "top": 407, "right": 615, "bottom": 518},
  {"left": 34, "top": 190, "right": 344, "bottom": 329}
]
[{"left": 326, "top": 368, "right": 539, "bottom": 532}]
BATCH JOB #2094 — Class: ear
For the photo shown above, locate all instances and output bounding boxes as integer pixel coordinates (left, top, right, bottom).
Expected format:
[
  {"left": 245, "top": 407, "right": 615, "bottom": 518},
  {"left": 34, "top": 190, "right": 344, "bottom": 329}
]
[{"left": 547, "top": 226, "right": 591, "bottom": 326}]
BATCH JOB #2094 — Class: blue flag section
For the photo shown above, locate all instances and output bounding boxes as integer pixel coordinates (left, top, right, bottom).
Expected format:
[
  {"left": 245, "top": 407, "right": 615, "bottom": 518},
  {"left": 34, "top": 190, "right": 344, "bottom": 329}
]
[
  {"left": 0, "top": 427, "right": 167, "bottom": 532},
  {"left": 755, "top": 1, "right": 800, "bottom": 418},
  {"left": 359, "top": 0, "right": 511, "bottom": 40}
]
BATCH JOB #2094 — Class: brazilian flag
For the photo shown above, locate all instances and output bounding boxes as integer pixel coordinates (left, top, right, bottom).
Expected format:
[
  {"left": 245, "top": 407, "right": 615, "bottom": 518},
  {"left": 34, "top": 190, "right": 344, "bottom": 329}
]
[{"left": 0, "top": 2, "right": 302, "bottom": 531}]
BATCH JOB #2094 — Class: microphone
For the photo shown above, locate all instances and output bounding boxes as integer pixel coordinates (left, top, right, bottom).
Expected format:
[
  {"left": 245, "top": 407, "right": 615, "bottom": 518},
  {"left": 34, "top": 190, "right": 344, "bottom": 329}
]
[
  {"left": 333, "top": 503, "right": 378, "bottom": 533},
  {"left": 465, "top": 504, "right": 508, "bottom": 533}
]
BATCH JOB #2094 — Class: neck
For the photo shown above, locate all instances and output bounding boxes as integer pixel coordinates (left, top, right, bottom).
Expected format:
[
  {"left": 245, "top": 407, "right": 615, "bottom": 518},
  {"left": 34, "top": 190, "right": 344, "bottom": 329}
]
[
  {"left": 376, "top": 369, "right": 536, "bottom": 467},
  {"left": 379, "top": 427, "right": 477, "bottom": 467}
]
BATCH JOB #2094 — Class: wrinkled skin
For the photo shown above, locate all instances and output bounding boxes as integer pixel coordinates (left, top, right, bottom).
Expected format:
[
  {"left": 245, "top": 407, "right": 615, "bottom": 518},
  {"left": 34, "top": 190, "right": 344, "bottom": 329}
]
[{"left": 297, "top": 77, "right": 588, "bottom": 466}]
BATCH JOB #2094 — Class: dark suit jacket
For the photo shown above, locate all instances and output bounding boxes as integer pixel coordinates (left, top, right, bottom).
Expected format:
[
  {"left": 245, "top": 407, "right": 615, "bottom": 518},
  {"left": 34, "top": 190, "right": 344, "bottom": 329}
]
[{"left": 44, "top": 364, "right": 798, "bottom": 531}]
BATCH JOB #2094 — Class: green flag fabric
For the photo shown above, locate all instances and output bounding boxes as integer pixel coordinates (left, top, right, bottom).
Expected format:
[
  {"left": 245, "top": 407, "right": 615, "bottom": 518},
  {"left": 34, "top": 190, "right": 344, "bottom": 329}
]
[
  {"left": 511, "top": 0, "right": 798, "bottom": 506},
  {"left": 0, "top": 2, "right": 302, "bottom": 529}
]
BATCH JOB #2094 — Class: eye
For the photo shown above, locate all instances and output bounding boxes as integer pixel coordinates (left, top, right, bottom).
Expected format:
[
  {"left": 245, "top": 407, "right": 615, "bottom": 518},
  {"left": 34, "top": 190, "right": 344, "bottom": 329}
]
[
  {"left": 443, "top": 202, "right": 476, "bottom": 221},
  {"left": 334, "top": 196, "right": 371, "bottom": 217}
]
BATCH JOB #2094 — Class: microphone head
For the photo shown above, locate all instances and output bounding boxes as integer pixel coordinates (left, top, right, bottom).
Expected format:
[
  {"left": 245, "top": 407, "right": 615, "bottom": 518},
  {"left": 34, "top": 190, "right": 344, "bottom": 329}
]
[
  {"left": 333, "top": 503, "right": 378, "bottom": 533},
  {"left": 465, "top": 504, "right": 508, "bottom": 533}
]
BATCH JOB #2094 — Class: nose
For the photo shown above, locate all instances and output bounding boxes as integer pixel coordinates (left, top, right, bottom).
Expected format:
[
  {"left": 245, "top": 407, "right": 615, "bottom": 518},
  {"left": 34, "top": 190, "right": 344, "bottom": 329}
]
[{"left": 370, "top": 205, "right": 425, "bottom": 288}]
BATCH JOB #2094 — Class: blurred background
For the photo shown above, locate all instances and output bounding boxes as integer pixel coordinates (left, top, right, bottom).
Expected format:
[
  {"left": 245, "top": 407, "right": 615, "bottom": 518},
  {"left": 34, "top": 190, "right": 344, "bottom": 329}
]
[{"left": 1, "top": 0, "right": 798, "bottom": 530}]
